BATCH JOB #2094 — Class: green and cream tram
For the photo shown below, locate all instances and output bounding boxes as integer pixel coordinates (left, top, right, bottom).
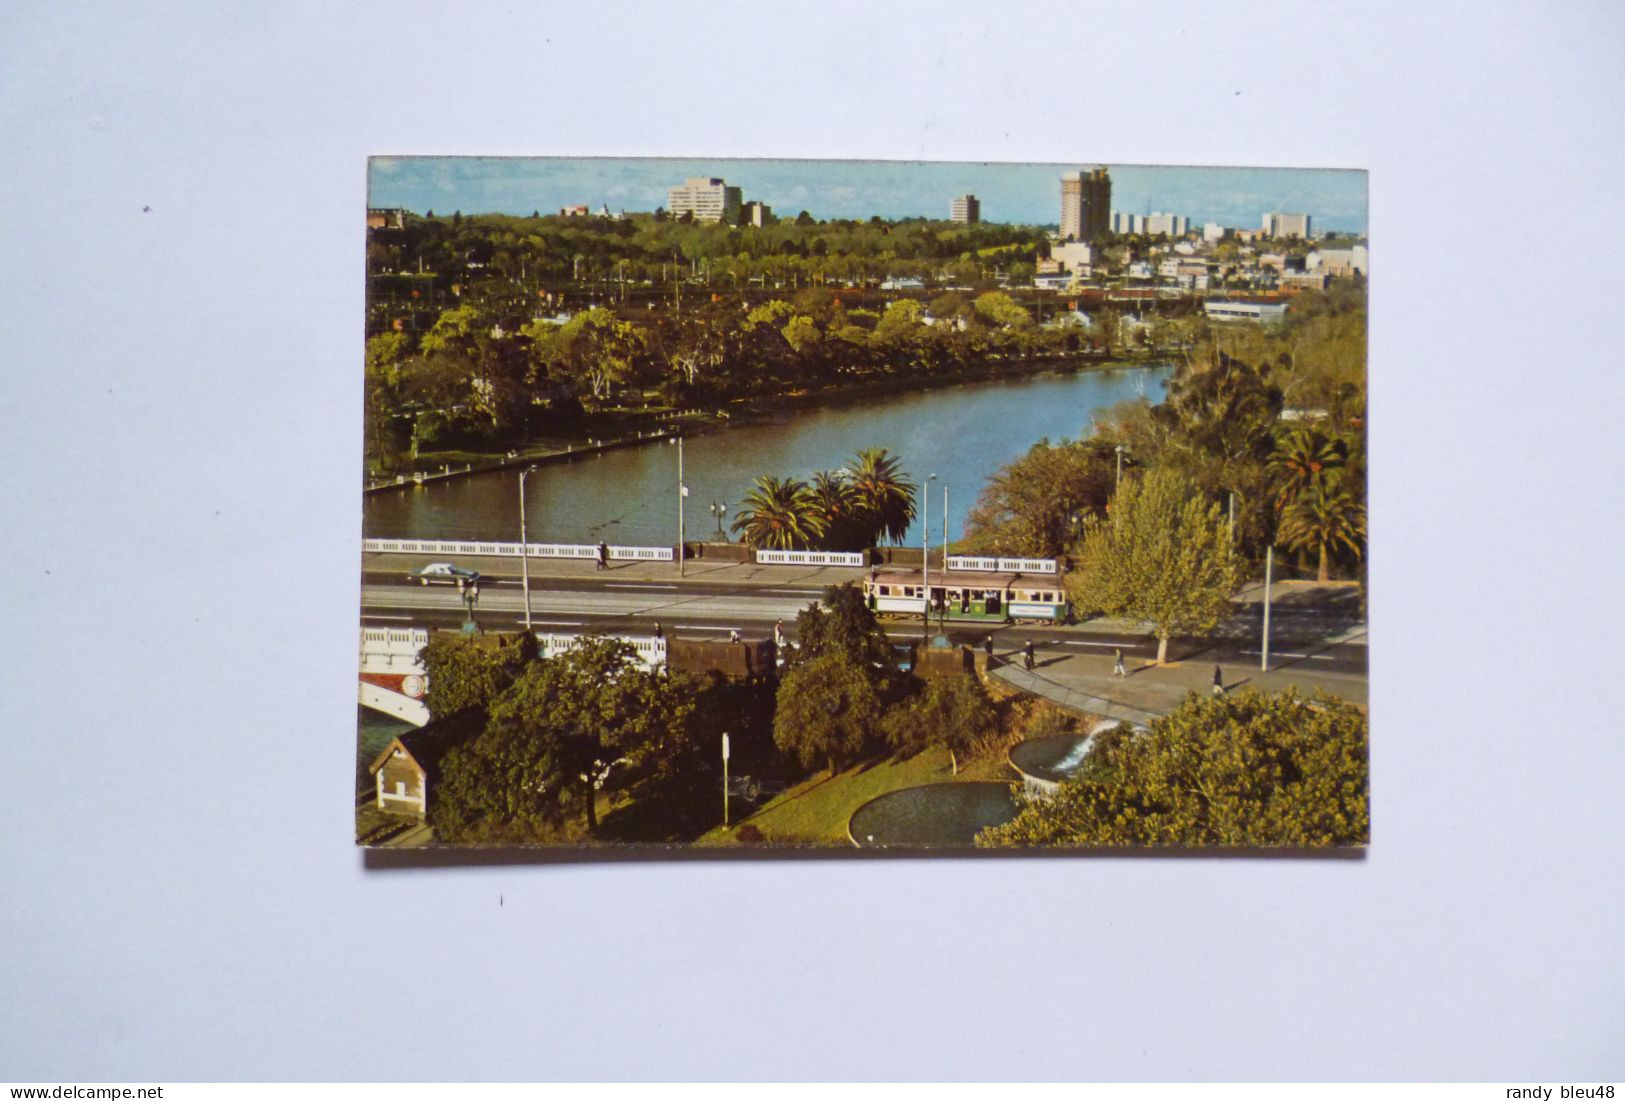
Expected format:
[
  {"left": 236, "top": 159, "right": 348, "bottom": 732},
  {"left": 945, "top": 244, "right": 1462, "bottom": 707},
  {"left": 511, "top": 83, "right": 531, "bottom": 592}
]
[{"left": 863, "top": 567, "right": 1072, "bottom": 624}]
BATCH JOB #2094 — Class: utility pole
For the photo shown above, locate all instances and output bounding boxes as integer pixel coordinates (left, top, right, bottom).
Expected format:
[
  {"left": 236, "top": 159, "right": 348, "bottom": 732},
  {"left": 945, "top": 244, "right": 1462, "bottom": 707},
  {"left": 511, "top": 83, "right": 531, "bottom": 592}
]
[
  {"left": 1261, "top": 546, "right": 1273, "bottom": 672},
  {"left": 923, "top": 474, "right": 936, "bottom": 639},
  {"left": 1228, "top": 491, "right": 1236, "bottom": 542},
  {"left": 519, "top": 466, "right": 537, "bottom": 631},
  {"left": 721, "top": 732, "right": 730, "bottom": 828},
  {"left": 677, "top": 437, "right": 686, "bottom": 577},
  {"left": 942, "top": 484, "right": 949, "bottom": 634}
]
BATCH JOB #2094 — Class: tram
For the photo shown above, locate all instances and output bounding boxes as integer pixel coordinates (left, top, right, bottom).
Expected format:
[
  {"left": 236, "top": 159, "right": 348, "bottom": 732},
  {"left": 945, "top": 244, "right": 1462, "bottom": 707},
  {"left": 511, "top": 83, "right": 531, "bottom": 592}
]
[{"left": 862, "top": 567, "right": 1072, "bottom": 624}]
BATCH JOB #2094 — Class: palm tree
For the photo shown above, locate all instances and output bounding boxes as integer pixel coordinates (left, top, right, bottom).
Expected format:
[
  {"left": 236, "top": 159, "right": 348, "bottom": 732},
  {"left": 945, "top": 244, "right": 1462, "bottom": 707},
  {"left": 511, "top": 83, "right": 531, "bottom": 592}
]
[
  {"left": 846, "top": 448, "right": 917, "bottom": 546},
  {"left": 1268, "top": 425, "right": 1348, "bottom": 512},
  {"left": 1278, "top": 483, "right": 1366, "bottom": 582},
  {"left": 808, "top": 469, "right": 862, "bottom": 551},
  {"left": 730, "top": 476, "right": 825, "bottom": 550}
]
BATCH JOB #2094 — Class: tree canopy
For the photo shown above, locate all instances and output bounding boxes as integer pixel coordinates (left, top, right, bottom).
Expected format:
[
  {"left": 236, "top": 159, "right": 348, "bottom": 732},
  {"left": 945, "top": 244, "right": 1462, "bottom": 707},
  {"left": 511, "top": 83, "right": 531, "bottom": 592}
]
[
  {"left": 1067, "top": 468, "right": 1243, "bottom": 664},
  {"left": 979, "top": 689, "right": 1369, "bottom": 848},
  {"left": 429, "top": 637, "right": 699, "bottom": 840}
]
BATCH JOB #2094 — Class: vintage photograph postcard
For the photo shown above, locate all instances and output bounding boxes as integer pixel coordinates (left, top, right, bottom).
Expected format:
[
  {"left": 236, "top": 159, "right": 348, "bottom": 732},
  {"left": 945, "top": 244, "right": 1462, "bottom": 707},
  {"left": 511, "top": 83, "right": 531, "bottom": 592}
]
[{"left": 356, "top": 157, "right": 1368, "bottom": 851}]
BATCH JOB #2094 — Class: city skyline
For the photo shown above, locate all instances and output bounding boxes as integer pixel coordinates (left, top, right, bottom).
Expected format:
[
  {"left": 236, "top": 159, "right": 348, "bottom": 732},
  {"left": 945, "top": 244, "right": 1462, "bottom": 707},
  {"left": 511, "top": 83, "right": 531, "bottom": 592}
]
[{"left": 369, "top": 157, "right": 1369, "bottom": 234}]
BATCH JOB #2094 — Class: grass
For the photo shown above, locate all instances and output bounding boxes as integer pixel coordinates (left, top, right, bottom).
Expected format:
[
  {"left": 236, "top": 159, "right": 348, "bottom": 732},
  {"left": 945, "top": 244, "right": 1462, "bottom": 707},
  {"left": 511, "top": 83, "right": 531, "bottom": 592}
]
[{"left": 698, "top": 744, "right": 1019, "bottom": 847}]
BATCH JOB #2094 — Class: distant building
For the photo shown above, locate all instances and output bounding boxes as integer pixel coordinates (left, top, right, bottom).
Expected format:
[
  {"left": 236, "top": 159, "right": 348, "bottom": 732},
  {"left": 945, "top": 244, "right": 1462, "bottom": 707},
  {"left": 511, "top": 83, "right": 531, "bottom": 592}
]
[
  {"left": 559, "top": 204, "right": 590, "bottom": 217},
  {"left": 1050, "top": 240, "right": 1092, "bottom": 274},
  {"left": 1261, "top": 211, "right": 1312, "bottom": 238},
  {"left": 366, "top": 208, "right": 406, "bottom": 230},
  {"left": 1204, "top": 299, "right": 1289, "bottom": 324},
  {"left": 1202, "top": 222, "right": 1229, "bottom": 242},
  {"left": 1060, "top": 167, "right": 1111, "bottom": 241},
  {"left": 950, "top": 194, "right": 980, "bottom": 224},
  {"left": 1110, "top": 211, "right": 1188, "bottom": 237},
  {"left": 742, "top": 200, "right": 773, "bottom": 227},
  {"left": 1280, "top": 271, "right": 1331, "bottom": 292},
  {"left": 1308, "top": 245, "right": 1369, "bottom": 277},
  {"left": 668, "top": 177, "right": 742, "bottom": 224}
]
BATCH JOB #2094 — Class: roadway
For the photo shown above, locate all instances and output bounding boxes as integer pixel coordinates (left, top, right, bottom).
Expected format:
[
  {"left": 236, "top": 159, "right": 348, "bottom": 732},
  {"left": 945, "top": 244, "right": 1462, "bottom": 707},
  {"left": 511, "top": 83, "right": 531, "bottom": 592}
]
[{"left": 360, "top": 565, "right": 1367, "bottom": 677}]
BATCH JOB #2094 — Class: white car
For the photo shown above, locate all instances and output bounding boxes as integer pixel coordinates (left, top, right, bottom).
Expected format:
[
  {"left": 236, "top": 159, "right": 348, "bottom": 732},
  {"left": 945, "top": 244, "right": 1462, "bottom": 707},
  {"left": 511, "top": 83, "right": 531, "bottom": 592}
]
[{"left": 410, "top": 562, "right": 482, "bottom": 587}]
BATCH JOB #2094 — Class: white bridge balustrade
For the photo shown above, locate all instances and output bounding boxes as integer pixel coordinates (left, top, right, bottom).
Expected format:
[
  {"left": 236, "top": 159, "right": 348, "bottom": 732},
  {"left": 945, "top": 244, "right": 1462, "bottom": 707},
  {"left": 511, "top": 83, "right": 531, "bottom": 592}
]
[
  {"left": 363, "top": 538, "right": 673, "bottom": 561},
  {"left": 358, "top": 627, "right": 432, "bottom": 727},
  {"left": 534, "top": 633, "right": 667, "bottom": 670},
  {"left": 754, "top": 549, "right": 867, "bottom": 567},
  {"left": 947, "top": 555, "right": 1058, "bottom": 574},
  {"left": 358, "top": 627, "right": 671, "bottom": 726}
]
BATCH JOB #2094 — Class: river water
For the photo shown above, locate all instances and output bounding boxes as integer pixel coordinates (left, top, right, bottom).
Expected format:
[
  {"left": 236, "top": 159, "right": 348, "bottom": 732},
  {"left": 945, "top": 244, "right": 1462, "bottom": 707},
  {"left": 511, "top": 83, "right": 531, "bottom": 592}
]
[{"left": 362, "top": 364, "right": 1171, "bottom": 547}]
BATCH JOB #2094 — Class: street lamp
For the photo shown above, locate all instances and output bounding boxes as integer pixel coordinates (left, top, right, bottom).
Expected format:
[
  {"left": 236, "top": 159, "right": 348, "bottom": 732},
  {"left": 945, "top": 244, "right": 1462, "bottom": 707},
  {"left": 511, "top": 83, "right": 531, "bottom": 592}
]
[
  {"left": 710, "top": 500, "right": 728, "bottom": 540},
  {"left": 519, "top": 465, "right": 538, "bottom": 631},
  {"left": 922, "top": 473, "right": 937, "bottom": 640},
  {"left": 458, "top": 578, "right": 480, "bottom": 636},
  {"left": 1115, "top": 444, "right": 1125, "bottom": 492}
]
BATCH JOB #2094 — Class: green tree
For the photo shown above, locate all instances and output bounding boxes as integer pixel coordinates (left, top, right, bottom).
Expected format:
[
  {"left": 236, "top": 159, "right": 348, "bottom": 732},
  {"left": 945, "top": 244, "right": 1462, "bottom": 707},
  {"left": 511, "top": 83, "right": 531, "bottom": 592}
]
[
  {"left": 963, "top": 437, "right": 1116, "bottom": 557},
  {"left": 785, "top": 583, "right": 898, "bottom": 689},
  {"left": 1068, "top": 469, "right": 1243, "bottom": 665},
  {"left": 1277, "top": 482, "right": 1366, "bottom": 582},
  {"left": 527, "top": 306, "right": 643, "bottom": 403},
  {"left": 773, "top": 652, "right": 882, "bottom": 775},
  {"left": 731, "top": 475, "right": 826, "bottom": 549},
  {"left": 978, "top": 689, "right": 1369, "bottom": 848},
  {"left": 846, "top": 447, "right": 918, "bottom": 545},
  {"left": 807, "top": 469, "right": 864, "bottom": 551},
  {"left": 1268, "top": 425, "right": 1348, "bottom": 512},
  {"left": 421, "top": 631, "right": 535, "bottom": 720},
  {"left": 431, "top": 637, "right": 699, "bottom": 838},
  {"left": 882, "top": 675, "right": 997, "bottom": 774}
]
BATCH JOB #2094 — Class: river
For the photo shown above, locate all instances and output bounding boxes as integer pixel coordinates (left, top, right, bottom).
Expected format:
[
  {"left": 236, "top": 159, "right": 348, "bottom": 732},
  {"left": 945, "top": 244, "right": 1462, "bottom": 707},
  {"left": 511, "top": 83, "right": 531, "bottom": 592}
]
[{"left": 362, "top": 364, "right": 1171, "bottom": 547}]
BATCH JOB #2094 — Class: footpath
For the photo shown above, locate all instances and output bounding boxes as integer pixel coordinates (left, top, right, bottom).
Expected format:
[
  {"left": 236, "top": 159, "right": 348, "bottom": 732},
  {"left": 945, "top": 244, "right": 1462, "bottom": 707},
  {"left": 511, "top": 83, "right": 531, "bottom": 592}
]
[{"left": 986, "top": 642, "right": 1368, "bottom": 723}]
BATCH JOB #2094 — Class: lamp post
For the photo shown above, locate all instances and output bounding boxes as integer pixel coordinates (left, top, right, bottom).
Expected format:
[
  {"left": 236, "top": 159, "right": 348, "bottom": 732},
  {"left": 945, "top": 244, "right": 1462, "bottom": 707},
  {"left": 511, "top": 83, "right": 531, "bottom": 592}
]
[
  {"left": 1115, "top": 444, "right": 1125, "bottom": 492},
  {"left": 710, "top": 500, "right": 728, "bottom": 540},
  {"left": 923, "top": 473, "right": 936, "bottom": 639},
  {"left": 519, "top": 465, "right": 537, "bottom": 631},
  {"left": 459, "top": 578, "right": 480, "bottom": 636}
]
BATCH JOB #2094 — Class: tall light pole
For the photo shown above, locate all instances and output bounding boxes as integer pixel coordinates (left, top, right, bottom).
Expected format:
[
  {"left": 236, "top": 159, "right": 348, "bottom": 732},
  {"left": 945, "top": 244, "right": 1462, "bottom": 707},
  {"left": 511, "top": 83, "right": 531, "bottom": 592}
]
[
  {"left": 677, "top": 437, "right": 686, "bottom": 577},
  {"left": 941, "top": 483, "right": 950, "bottom": 634},
  {"left": 519, "top": 465, "right": 538, "bottom": 631},
  {"left": 1115, "top": 444, "right": 1124, "bottom": 492},
  {"left": 922, "top": 473, "right": 936, "bottom": 638},
  {"left": 1261, "top": 545, "right": 1274, "bottom": 672}
]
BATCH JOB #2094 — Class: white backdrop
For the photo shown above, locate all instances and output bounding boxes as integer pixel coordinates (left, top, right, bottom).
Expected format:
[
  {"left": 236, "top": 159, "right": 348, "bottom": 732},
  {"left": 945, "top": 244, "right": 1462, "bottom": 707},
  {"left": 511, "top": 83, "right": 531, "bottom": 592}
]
[{"left": 3, "top": 1, "right": 1622, "bottom": 1081}]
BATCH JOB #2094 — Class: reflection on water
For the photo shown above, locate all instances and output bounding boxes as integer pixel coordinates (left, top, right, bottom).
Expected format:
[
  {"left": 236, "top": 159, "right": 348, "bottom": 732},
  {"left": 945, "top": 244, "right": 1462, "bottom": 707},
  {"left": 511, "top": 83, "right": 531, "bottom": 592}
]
[{"left": 364, "top": 365, "right": 1171, "bottom": 546}]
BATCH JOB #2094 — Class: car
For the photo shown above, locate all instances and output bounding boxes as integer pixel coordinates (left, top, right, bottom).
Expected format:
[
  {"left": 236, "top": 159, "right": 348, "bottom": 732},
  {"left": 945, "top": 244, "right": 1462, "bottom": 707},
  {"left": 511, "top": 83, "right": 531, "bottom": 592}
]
[{"left": 410, "top": 562, "right": 482, "bottom": 587}]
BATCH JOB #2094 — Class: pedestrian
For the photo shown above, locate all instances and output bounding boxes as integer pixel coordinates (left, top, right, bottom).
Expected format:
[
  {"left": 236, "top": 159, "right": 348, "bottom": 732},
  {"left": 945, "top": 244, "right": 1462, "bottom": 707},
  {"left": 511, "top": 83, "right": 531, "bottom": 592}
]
[
  {"left": 652, "top": 620, "right": 663, "bottom": 640},
  {"left": 1212, "top": 664, "right": 1224, "bottom": 696},
  {"left": 729, "top": 628, "right": 741, "bottom": 644},
  {"left": 1023, "top": 641, "right": 1035, "bottom": 671},
  {"left": 596, "top": 541, "right": 608, "bottom": 571},
  {"left": 983, "top": 634, "right": 994, "bottom": 663},
  {"left": 773, "top": 619, "right": 785, "bottom": 649},
  {"left": 1113, "top": 648, "right": 1126, "bottom": 677}
]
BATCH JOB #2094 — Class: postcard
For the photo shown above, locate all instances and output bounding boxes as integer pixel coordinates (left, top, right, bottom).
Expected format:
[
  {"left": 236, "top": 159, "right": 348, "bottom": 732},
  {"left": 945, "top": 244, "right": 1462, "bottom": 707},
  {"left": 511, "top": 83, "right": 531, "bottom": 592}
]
[{"left": 357, "top": 157, "right": 1368, "bottom": 851}]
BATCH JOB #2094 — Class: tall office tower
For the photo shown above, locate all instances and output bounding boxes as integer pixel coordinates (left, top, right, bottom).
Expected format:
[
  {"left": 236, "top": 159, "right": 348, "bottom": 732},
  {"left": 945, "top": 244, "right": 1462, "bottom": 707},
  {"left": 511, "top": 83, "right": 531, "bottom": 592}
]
[
  {"left": 950, "top": 194, "right": 980, "bottom": 224},
  {"left": 1060, "top": 167, "right": 1112, "bottom": 241},
  {"left": 1261, "top": 211, "right": 1312, "bottom": 238},
  {"left": 667, "top": 177, "right": 743, "bottom": 223}
]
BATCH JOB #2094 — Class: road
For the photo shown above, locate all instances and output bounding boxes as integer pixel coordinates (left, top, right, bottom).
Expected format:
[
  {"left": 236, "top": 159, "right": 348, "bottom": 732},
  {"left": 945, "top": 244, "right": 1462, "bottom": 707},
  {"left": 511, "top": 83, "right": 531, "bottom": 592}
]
[{"left": 360, "top": 567, "right": 1367, "bottom": 676}]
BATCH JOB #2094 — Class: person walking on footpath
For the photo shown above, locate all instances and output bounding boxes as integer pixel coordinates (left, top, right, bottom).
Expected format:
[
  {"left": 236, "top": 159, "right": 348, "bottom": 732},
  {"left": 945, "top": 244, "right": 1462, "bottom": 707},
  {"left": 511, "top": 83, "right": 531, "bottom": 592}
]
[
  {"left": 1212, "top": 664, "right": 1224, "bottom": 696},
  {"left": 983, "top": 634, "right": 995, "bottom": 666},
  {"left": 1023, "top": 640, "right": 1035, "bottom": 671},
  {"left": 652, "top": 620, "right": 663, "bottom": 640},
  {"left": 596, "top": 541, "right": 609, "bottom": 571},
  {"left": 1113, "top": 648, "right": 1126, "bottom": 677},
  {"left": 773, "top": 619, "right": 785, "bottom": 650}
]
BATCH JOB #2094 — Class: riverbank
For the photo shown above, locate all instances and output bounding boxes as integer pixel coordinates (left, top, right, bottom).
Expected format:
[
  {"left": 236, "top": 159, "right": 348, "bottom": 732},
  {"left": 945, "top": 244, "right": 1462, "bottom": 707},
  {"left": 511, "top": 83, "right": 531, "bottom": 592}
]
[{"left": 367, "top": 350, "right": 1168, "bottom": 495}]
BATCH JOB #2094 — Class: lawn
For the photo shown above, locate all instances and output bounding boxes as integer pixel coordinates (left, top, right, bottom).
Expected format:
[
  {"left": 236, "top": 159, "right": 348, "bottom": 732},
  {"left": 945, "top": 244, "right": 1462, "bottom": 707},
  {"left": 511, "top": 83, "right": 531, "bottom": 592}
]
[{"left": 698, "top": 745, "right": 1018, "bottom": 847}]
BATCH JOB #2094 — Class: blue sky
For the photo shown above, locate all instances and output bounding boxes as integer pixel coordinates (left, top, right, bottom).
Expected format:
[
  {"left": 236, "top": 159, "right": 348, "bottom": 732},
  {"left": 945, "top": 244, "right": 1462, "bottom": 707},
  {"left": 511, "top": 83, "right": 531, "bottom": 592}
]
[{"left": 369, "top": 157, "right": 1368, "bottom": 234}]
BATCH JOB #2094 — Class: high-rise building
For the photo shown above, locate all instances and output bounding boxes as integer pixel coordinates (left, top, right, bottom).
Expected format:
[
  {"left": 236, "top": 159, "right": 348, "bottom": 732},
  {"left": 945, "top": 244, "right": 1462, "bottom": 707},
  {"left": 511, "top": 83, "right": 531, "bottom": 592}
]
[
  {"left": 667, "top": 177, "right": 743, "bottom": 224},
  {"left": 1111, "top": 211, "right": 1188, "bottom": 236},
  {"left": 1261, "top": 211, "right": 1312, "bottom": 238},
  {"left": 950, "top": 194, "right": 980, "bottom": 224},
  {"left": 742, "top": 200, "right": 773, "bottom": 227},
  {"left": 1060, "top": 167, "right": 1111, "bottom": 241}
]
